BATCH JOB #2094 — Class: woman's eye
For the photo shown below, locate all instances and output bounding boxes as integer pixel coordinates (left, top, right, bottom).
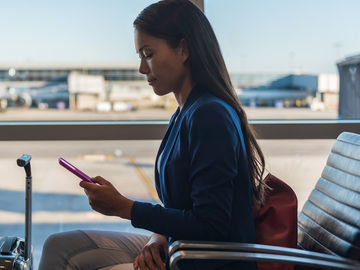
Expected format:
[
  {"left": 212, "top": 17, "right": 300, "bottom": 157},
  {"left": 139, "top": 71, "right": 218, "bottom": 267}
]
[
  {"left": 141, "top": 49, "right": 153, "bottom": 59},
  {"left": 143, "top": 52, "right": 152, "bottom": 59}
]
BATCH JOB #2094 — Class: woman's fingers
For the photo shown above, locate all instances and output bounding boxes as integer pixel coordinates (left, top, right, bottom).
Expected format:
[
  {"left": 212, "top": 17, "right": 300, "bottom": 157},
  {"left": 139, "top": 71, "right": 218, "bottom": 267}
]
[
  {"left": 138, "top": 253, "right": 147, "bottom": 270},
  {"left": 133, "top": 256, "right": 138, "bottom": 269},
  {"left": 134, "top": 247, "right": 164, "bottom": 270},
  {"left": 150, "top": 246, "right": 165, "bottom": 270},
  {"left": 134, "top": 235, "right": 167, "bottom": 270},
  {"left": 79, "top": 176, "right": 108, "bottom": 191},
  {"left": 91, "top": 176, "right": 109, "bottom": 185},
  {"left": 77, "top": 174, "right": 134, "bottom": 218},
  {"left": 79, "top": 180, "right": 92, "bottom": 189},
  {"left": 144, "top": 248, "right": 157, "bottom": 270}
]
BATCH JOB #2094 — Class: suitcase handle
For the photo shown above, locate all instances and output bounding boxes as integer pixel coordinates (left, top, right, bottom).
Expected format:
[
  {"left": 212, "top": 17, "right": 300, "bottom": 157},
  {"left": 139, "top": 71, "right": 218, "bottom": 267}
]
[
  {"left": 0, "top": 236, "right": 18, "bottom": 255},
  {"left": 17, "top": 154, "right": 32, "bottom": 261}
]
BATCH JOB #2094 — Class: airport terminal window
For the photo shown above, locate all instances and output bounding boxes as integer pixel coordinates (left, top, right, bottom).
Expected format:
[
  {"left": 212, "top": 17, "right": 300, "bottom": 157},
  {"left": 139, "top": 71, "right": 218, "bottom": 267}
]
[
  {"left": 1, "top": 1, "right": 359, "bottom": 268},
  {"left": 1, "top": 1, "right": 359, "bottom": 121}
]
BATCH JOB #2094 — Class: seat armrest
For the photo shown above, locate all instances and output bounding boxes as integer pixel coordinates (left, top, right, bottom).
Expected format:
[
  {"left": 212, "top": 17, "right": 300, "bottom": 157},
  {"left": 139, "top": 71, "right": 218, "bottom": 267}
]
[
  {"left": 168, "top": 240, "right": 360, "bottom": 270},
  {"left": 169, "top": 249, "right": 360, "bottom": 270}
]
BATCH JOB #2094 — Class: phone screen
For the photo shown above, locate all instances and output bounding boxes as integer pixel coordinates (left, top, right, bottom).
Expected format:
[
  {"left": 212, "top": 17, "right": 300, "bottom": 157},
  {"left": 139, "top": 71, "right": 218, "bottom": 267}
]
[{"left": 58, "top": 158, "right": 94, "bottom": 183}]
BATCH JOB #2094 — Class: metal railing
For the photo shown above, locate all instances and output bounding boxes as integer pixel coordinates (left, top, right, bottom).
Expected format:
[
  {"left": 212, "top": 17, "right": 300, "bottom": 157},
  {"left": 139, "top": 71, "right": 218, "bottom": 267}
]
[{"left": 1, "top": 120, "right": 360, "bottom": 140}]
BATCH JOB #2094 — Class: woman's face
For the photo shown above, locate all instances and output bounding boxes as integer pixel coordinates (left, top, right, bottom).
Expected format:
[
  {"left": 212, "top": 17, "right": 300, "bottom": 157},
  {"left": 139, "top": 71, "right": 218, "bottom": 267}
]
[{"left": 134, "top": 29, "right": 190, "bottom": 96}]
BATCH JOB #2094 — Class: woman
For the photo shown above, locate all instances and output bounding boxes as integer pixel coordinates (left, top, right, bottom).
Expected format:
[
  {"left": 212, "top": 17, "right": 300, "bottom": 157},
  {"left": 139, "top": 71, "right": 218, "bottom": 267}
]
[{"left": 39, "top": 1, "right": 266, "bottom": 269}]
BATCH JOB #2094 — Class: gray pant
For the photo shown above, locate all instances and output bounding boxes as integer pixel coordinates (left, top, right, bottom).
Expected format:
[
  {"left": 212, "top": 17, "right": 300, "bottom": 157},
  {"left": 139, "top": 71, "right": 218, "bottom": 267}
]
[{"left": 38, "top": 230, "right": 150, "bottom": 270}]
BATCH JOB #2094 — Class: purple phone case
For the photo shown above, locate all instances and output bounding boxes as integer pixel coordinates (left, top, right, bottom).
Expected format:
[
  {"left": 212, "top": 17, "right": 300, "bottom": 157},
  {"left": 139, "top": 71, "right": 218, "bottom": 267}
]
[{"left": 58, "top": 158, "right": 94, "bottom": 183}]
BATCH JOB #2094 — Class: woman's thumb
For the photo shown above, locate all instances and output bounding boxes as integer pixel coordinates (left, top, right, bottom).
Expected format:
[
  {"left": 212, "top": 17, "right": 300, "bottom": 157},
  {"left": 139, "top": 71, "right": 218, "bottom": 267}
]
[{"left": 91, "top": 176, "right": 108, "bottom": 185}]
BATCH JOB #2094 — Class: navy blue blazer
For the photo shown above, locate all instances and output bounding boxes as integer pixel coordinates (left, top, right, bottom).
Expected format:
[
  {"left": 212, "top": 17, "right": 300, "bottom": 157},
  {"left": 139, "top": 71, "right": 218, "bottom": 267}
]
[{"left": 131, "top": 85, "right": 256, "bottom": 269}]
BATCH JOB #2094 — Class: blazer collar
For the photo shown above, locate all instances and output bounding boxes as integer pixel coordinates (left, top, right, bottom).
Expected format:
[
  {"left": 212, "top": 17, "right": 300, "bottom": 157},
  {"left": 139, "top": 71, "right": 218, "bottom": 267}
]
[
  {"left": 156, "top": 83, "right": 205, "bottom": 156},
  {"left": 156, "top": 84, "right": 206, "bottom": 204}
]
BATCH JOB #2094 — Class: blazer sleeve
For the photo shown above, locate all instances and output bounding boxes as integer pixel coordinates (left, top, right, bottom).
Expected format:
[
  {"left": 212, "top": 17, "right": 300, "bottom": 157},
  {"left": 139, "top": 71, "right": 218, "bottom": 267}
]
[{"left": 131, "top": 102, "right": 248, "bottom": 241}]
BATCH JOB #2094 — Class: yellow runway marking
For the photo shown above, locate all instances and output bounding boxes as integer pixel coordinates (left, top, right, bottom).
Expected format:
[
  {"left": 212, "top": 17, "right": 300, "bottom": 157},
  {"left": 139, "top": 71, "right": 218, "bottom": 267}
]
[
  {"left": 129, "top": 157, "right": 159, "bottom": 201},
  {"left": 78, "top": 154, "right": 114, "bottom": 161}
]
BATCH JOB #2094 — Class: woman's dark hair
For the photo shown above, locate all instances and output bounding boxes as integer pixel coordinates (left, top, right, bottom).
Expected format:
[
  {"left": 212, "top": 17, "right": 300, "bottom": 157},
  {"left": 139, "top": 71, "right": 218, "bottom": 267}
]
[{"left": 134, "top": 0, "right": 268, "bottom": 207}]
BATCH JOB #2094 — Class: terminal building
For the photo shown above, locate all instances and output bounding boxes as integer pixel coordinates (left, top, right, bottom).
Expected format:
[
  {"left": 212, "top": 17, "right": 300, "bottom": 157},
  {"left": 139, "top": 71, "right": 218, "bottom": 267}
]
[
  {"left": 0, "top": 62, "right": 339, "bottom": 111},
  {"left": 232, "top": 73, "right": 339, "bottom": 109},
  {"left": 0, "top": 62, "right": 166, "bottom": 111}
]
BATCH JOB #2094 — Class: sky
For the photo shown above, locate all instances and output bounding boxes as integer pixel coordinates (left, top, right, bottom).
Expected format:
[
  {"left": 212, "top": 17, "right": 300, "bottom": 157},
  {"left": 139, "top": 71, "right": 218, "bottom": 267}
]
[{"left": 0, "top": 0, "right": 359, "bottom": 74}]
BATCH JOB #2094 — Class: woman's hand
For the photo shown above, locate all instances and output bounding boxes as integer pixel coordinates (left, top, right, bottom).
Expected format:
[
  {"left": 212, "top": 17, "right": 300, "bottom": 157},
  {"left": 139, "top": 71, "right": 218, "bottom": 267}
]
[
  {"left": 134, "top": 233, "right": 168, "bottom": 270},
  {"left": 80, "top": 176, "right": 134, "bottom": 219}
]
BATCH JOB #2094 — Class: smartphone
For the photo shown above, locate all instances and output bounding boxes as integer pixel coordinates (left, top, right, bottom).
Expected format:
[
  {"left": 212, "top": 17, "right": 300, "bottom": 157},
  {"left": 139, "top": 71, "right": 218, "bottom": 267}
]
[{"left": 58, "top": 157, "right": 94, "bottom": 183}]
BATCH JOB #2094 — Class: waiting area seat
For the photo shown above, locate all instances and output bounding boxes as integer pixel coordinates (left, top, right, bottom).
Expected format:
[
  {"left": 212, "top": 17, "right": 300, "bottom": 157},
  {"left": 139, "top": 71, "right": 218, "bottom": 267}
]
[{"left": 168, "top": 131, "right": 360, "bottom": 269}]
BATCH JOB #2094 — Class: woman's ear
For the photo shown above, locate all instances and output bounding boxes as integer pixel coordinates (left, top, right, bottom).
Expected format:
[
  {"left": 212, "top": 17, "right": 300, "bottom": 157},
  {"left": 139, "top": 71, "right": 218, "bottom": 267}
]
[{"left": 178, "top": 39, "right": 189, "bottom": 63}]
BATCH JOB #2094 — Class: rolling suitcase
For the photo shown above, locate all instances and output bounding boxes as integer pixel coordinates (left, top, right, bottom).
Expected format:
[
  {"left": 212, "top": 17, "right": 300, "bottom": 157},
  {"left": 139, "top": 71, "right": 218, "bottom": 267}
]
[{"left": 0, "top": 154, "right": 33, "bottom": 269}]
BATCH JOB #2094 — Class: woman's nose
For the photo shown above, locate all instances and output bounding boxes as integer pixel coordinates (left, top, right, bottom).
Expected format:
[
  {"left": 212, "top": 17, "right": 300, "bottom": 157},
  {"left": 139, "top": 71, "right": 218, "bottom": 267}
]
[{"left": 139, "top": 59, "right": 149, "bottom": 74}]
